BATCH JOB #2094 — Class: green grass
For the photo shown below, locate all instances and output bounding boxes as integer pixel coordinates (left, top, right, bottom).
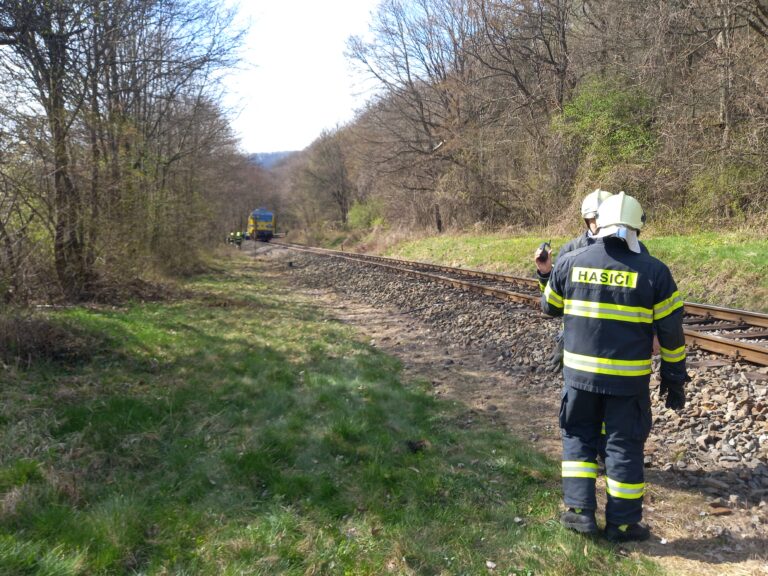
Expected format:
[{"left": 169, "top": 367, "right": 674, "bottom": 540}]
[
  {"left": 387, "top": 230, "right": 768, "bottom": 312},
  {"left": 0, "top": 255, "right": 661, "bottom": 575},
  {"left": 642, "top": 232, "right": 768, "bottom": 312}
]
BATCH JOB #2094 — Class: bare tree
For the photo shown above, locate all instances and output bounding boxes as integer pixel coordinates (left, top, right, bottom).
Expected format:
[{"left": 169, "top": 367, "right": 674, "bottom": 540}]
[
  {"left": 298, "top": 129, "right": 354, "bottom": 225},
  {"left": 0, "top": 1, "right": 92, "bottom": 298},
  {"left": 0, "top": 0, "right": 252, "bottom": 299},
  {"left": 347, "top": 0, "right": 483, "bottom": 231}
]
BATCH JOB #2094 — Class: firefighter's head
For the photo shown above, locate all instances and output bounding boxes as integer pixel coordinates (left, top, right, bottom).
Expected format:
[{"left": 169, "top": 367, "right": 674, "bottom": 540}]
[
  {"left": 595, "top": 192, "right": 645, "bottom": 253},
  {"left": 581, "top": 189, "right": 613, "bottom": 233}
]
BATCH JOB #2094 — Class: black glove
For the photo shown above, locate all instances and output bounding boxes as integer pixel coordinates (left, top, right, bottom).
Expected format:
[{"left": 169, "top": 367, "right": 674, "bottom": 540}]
[
  {"left": 547, "top": 331, "right": 564, "bottom": 372},
  {"left": 659, "top": 379, "right": 685, "bottom": 410}
]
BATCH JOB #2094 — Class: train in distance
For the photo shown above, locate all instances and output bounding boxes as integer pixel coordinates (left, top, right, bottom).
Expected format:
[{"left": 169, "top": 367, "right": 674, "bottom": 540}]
[{"left": 247, "top": 208, "right": 276, "bottom": 242}]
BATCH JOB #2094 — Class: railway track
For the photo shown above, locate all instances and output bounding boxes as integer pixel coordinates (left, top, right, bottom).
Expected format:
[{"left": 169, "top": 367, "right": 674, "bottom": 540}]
[{"left": 273, "top": 241, "right": 768, "bottom": 366}]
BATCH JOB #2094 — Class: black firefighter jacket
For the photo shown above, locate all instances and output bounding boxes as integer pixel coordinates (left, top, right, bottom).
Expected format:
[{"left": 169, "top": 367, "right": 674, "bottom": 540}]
[{"left": 541, "top": 236, "right": 687, "bottom": 396}]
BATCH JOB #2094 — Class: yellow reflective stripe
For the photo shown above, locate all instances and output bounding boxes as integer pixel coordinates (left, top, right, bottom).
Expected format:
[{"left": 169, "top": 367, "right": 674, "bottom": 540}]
[
  {"left": 571, "top": 267, "right": 638, "bottom": 288},
  {"left": 654, "top": 291, "right": 684, "bottom": 320},
  {"left": 544, "top": 284, "right": 563, "bottom": 308},
  {"left": 601, "top": 421, "right": 606, "bottom": 435},
  {"left": 606, "top": 478, "right": 645, "bottom": 499},
  {"left": 660, "top": 344, "right": 686, "bottom": 363},
  {"left": 538, "top": 279, "right": 547, "bottom": 293},
  {"left": 564, "top": 299, "right": 652, "bottom": 323},
  {"left": 562, "top": 461, "right": 598, "bottom": 479},
  {"left": 564, "top": 351, "right": 652, "bottom": 377}
]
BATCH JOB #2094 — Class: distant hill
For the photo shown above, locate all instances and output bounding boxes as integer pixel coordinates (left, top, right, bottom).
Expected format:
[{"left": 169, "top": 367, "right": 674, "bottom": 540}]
[{"left": 248, "top": 151, "right": 297, "bottom": 169}]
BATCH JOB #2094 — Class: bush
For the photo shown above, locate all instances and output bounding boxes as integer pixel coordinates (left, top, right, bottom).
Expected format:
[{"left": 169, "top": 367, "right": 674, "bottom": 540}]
[
  {"left": 686, "top": 163, "right": 767, "bottom": 223},
  {"left": 554, "top": 78, "right": 657, "bottom": 175},
  {"left": 347, "top": 200, "right": 386, "bottom": 230}
]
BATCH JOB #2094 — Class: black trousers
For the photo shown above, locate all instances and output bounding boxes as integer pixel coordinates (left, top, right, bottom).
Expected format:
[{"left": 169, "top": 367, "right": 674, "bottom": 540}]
[{"left": 559, "top": 385, "right": 652, "bottom": 525}]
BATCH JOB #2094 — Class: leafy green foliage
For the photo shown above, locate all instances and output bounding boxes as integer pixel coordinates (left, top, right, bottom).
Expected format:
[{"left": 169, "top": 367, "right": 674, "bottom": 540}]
[
  {"left": 554, "top": 78, "right": 656, "bottom": 174},
  {"left": 347, "top": 199, "right": 386, "bottom": 230}
]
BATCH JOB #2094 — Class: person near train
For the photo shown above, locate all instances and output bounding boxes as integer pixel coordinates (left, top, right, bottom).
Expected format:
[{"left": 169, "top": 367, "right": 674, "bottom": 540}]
[{"left": 540, "top": 192, "right": 687, "bottom": 542}]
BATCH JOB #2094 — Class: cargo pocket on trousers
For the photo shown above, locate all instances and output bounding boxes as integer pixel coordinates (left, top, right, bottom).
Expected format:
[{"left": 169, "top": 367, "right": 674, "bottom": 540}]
[
  {"left": 558, "top": 388, "right": 568, "bottom": 430},
  {"left": 634, "top": 393, "right": 653, "bottom": 442}
]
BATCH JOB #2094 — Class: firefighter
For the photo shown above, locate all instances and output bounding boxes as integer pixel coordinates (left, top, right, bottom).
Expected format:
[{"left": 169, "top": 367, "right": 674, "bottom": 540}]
[
  {"left": 536, "top": 190, "right": 658, "bottom": 466},
  {"left": 535, "top": 190, "right": 614, "bottom": 372},
  {"left": 541, "top": 192, "right": 687, "bottom": 542},
  {"left": 534, "top": 188, "right": 614, "bottom": 287},
  {"left": 535, "top": 190, "right": 657, "bottom": 367}
]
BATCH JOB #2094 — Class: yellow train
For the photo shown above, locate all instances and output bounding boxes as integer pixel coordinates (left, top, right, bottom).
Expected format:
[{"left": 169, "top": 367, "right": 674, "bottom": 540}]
[{"left": 247, "top": 208, "right": 276, "bottom": 242}]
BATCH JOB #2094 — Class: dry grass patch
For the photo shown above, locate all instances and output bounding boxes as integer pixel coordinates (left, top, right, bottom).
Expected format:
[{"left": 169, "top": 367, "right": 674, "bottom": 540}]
[{"left": 0, "top": 312, "right": 108, "bottom": 366}]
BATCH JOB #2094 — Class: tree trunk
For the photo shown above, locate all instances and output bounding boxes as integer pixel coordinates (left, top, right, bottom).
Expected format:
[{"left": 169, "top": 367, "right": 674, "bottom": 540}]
[
  {"left": 434, "top": 203, "right": 443, "bottom": 232},
  {"left": 0, "top": 219, "right": 20, "bottom": 302},
  {"left": 48, "top": 33, "right": 87, "bottom": 299},
  {"left": 717, "top": 0, "right": 734, "bottom": 156}
]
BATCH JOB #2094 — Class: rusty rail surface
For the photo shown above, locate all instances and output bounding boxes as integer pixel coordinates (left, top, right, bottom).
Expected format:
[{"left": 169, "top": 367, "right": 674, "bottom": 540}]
[{"left": 272, "top": 242, "right": 768, "bottom": 366}]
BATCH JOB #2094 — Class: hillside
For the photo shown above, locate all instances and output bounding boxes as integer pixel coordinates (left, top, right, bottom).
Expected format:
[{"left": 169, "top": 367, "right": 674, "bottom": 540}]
[{"left": 248, "top": 151, "right": 296, "bottom": 169}]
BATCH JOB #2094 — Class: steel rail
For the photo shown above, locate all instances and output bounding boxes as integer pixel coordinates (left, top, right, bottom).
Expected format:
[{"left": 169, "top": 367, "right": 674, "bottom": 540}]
[
  {"left": 347, "top": 254, "right": 537, "bottom": 286},
  {"left": 683, "top": 302, "right": 768, "bottom": 329},
  {"left": 273, "top": 241, "right": 768, "bottom": 366},
  {"left": 682, "top": 331, "right": 768, "bottom": 365}
]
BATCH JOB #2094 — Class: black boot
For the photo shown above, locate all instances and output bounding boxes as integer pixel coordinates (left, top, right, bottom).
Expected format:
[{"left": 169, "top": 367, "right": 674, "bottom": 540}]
[
  {"left": 605, "top": 522, "right": 651, "bottom": 543},
  {"left": 560, "top": 508, "right": 598, "bottom": 535}
]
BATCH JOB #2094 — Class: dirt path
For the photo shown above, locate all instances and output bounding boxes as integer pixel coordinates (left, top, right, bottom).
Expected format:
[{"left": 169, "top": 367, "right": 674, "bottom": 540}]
[{"left": 257, "top": 245, "right": 768, "bottom": 575}]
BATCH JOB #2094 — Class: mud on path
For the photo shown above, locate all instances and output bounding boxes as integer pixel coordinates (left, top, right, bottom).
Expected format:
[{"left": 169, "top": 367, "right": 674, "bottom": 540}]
[{"left": 253, "top": 244, "right": 768, "bottom": 575}]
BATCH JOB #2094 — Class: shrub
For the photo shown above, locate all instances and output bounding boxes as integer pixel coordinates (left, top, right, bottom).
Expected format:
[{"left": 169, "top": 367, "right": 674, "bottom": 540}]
[
  {"left": 554, "top": 78, "right": 657, "bottom": 175},
  {"left": 347, "top": 200, "right": 386, "bottom": 230},
  {"left": 687, "top": 163, "right": 767, "bottom": 223}
]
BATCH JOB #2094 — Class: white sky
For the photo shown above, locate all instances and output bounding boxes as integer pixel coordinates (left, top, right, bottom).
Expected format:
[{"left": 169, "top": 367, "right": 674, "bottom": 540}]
[{"left": 223, "top": 0, "right": 380, "bottom": 154}]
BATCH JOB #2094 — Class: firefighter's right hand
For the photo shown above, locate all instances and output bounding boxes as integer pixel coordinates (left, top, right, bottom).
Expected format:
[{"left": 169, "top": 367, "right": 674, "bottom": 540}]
[
  {"left": 534, "top": 247, "right": 552, "bottom": 274},
  {"left": 659, "top": 379, "right": 685, "bottom": 410}
]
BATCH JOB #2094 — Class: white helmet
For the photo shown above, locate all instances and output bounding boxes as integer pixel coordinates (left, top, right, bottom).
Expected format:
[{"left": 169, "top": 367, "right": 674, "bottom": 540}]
[
  {"left": 596, "top": 191, "right": 645, "bottom": 231},
  {"left": 581, "top": 189, "right": 613, "bottom": 219}
]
